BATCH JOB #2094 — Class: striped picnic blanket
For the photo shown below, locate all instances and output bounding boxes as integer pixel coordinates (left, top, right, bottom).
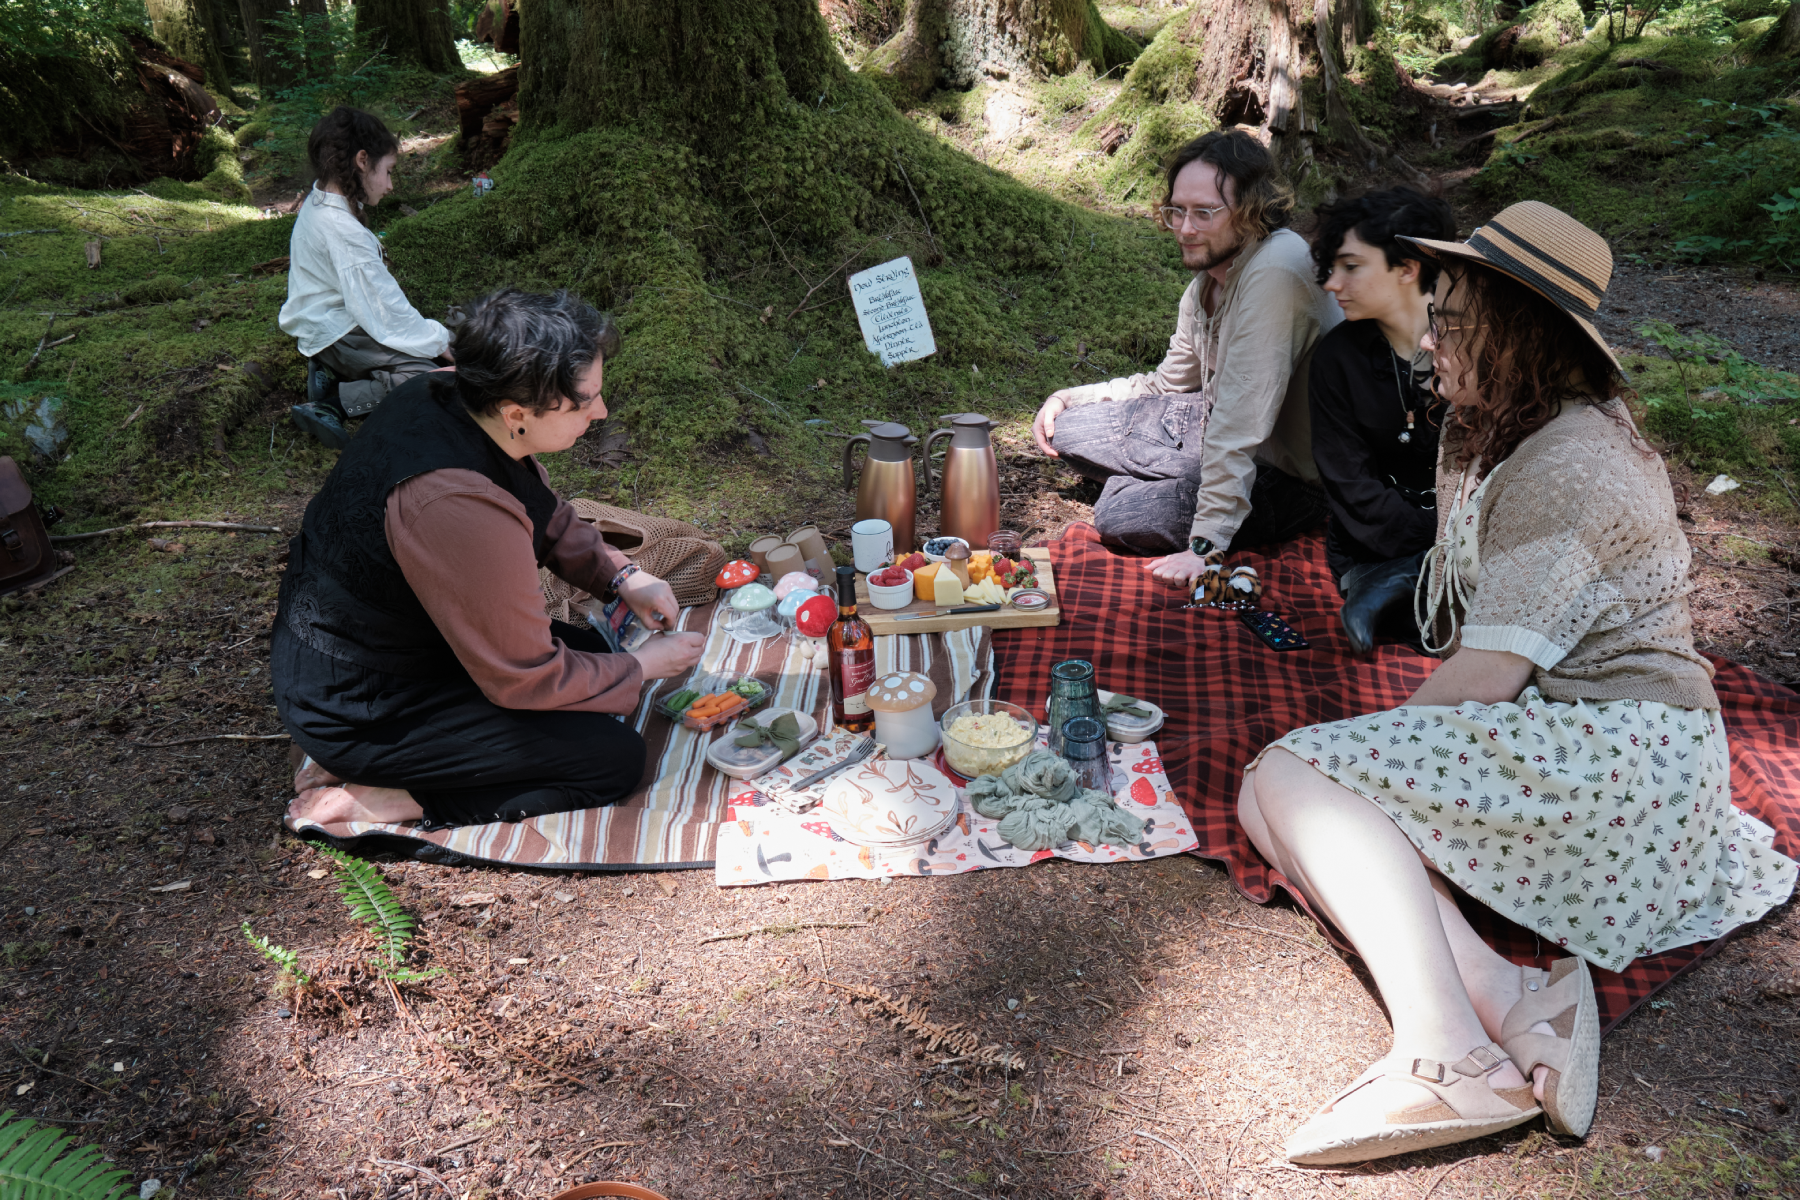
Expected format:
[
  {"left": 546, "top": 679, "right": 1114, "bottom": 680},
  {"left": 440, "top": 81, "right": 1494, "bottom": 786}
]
[{"left": 283, "top": 601, "right": 995, "bottom": 869}]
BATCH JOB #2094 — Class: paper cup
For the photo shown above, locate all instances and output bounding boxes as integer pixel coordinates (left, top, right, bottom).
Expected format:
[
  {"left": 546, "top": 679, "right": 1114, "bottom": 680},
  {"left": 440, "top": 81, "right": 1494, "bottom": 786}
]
[
  {"left": 748, "top": 535, "right": 784, "bottom": 576},
  {"left": 852, "top": 519, "right": 894, "bottom": 574},
  {"left": 763, "top": 542, "right": 805, "bottom": 581},
  {"left": 788, "top": 525, "right": 830, "bottom": 569}
]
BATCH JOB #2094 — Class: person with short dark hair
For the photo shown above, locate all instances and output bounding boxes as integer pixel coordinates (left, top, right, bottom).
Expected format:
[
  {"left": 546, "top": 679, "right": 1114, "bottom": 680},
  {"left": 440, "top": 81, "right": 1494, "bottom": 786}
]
[
  {"left": 280, "top": 106, "right": 451, "bottom": 449},
  {"left": 1307, "top": 187, "right": 1458, "bottom": 652},
  {"left": 1031, "top": 130, "right": 1340, "bottom": 577},
  {"left": 272, "top": 289, "right": 706, "bottom": 830}
]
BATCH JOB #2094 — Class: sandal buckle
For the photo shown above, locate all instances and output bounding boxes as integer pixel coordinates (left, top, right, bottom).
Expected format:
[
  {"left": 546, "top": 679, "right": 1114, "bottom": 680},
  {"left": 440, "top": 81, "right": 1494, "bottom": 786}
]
[{"left": 1410, "top": 1058, "right": 1446, "bottom": 1084}]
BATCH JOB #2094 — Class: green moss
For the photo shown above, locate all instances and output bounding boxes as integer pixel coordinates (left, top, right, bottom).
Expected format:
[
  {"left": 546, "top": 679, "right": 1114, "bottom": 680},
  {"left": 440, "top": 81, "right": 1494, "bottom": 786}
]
[{"left": 1082, "top": 15, "right": 1207, "bottom": 202}]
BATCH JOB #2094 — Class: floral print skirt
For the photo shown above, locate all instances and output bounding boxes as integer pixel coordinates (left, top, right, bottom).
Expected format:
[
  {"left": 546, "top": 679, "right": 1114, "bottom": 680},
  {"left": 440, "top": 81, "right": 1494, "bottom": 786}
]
[{"left": 1262, "top": 688, "right": 1798, "bottom": 973}]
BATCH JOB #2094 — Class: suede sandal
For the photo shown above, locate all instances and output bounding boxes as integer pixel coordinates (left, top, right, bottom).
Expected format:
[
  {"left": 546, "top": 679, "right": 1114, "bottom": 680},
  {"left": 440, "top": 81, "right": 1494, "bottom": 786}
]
[
  {"left": 1285, "top": 1042, "right": 1540, "bottom": 1165},
  {"left": 1500, "top": 957, "right": 1600, "bottom": 1138}
]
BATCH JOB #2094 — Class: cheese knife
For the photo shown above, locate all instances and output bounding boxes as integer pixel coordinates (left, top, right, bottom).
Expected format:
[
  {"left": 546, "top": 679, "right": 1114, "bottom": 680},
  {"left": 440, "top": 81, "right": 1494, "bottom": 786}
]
[{"left": 892, "top": 603, "right": 1003, "bottom": 621}]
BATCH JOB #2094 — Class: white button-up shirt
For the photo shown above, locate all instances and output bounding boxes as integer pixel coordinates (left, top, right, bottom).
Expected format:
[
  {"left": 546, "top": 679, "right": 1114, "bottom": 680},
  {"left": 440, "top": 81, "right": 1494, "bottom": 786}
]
[{"left": 277, "top": 186, "right": 449, "bottom": 360}]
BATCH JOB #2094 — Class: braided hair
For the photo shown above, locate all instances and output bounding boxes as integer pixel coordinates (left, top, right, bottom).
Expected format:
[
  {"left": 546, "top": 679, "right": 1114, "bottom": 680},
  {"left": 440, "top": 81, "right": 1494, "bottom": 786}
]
[{"left": 307, "top": 106, "right": 399, "bottom": 228}]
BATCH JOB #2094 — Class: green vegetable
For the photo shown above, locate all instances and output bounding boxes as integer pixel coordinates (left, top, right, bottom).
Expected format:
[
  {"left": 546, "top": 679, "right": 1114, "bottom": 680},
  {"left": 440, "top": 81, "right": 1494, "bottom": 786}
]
[
  {"left": 730, "top": 678, "right": 766, "bottom": 699},
  {"left": 666, "top": 689, "right": 700, "bottom": 712}
]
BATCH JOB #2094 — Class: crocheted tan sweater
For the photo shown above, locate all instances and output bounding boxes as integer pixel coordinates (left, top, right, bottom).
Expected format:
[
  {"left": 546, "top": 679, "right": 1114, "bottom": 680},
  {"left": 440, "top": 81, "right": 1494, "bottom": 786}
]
[{"left": 1432, "top": 399, "right": 1718, "bottom": 710}]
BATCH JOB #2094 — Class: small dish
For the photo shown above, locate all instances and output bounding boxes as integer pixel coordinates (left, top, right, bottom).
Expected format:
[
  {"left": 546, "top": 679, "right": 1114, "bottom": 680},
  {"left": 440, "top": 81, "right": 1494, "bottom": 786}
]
[
  {"left": 704, "top": 708, "right": 819, "bottom": 780},
  {"left": 922, "top": 536, "right": 970, "bottom": 564},
  {"left": 1008, "top": 587, "right": 1051, "bottom": 612},
  {"left": 819, "top": 758, "right": 959, "bottom": 847},
  {"left": 867, "top": 568, "right": 914, "bottom": 610},
  {"left": 1037, "top": 687, "right": 1164, "bottom": 744}
]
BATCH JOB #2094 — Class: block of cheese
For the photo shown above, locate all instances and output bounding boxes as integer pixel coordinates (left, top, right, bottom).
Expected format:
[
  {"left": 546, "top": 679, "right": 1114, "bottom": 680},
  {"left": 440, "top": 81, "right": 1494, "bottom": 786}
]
[
  {"left": 912, "top": 562, "right": 940, "bottom": 602},
  {"left": 932, "top": 567, "right": 964, "bottom": 607}
]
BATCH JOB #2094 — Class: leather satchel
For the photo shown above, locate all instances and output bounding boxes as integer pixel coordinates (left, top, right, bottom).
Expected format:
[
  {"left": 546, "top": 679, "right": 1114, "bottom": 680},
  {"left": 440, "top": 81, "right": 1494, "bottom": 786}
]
[{"left": 0, "top": 456, "right": 58, "bottom": 597}]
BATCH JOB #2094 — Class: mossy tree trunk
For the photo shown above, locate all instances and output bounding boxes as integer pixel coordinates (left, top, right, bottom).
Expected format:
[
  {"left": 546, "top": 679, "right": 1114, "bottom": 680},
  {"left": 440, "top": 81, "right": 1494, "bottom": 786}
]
[
  {"left": 236, "top": 0, "right": 297, "bottom": 90},
  {"left": 356, "top": 0, "right": 463, "bottom": 72},
  {"left": 146, "top": 0, "right": 236, "bottom": 94},
  {"left": 862, "top": 0, "right": 1141, "bottom": 101},
  {"left": 1186, "top": 0, "right": 1402, "bottom": 176},
  {"left": 1774, "top": 0, "right": 1799, "bottom": 59}
]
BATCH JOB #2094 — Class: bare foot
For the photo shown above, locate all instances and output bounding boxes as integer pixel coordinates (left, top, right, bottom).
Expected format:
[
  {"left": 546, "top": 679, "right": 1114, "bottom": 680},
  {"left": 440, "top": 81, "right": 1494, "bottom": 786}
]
[
  {"left": 293, "top": 757, "right": 344, "bottom": 792},
  {"left": 287, "top": 784, "right": 424, "bottom": 826}
]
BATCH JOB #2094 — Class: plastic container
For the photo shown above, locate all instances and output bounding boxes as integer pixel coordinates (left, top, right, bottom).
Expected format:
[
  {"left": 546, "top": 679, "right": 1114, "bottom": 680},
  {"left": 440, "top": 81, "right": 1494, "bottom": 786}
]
[
  {"left": 656, "top": 672, "right": 773, "bottom": 730},
  {"left": 938, "top": 698, "right": 1037, "bottom": 779},
  {"left": 704, "top": 708, "right": 819, "bottom": 780},
  {"left": 866, "top": 568, "right": 915, "bottom": 610}
]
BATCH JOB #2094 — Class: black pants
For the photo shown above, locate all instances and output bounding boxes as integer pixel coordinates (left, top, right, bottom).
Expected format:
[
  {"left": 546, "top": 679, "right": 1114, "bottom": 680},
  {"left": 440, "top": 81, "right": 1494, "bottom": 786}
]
[
  {"left": 1052, "top": 393, "right": 1326, "bottom": 554},
  {"left": 272, "top": 620, "right": 647, "bottom": 829}
]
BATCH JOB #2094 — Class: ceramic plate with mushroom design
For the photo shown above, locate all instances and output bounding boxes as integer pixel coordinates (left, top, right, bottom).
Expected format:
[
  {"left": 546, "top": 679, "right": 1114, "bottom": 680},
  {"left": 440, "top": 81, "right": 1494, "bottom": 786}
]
[{"left": 818, "top": 759, "right": 959, "bottom": 847}]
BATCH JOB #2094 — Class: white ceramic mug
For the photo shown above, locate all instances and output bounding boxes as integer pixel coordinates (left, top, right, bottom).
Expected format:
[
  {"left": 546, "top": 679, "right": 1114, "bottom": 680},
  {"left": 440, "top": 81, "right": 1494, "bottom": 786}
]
[{"left": 852, "top": 518, "right": 894, "bottom": 574}]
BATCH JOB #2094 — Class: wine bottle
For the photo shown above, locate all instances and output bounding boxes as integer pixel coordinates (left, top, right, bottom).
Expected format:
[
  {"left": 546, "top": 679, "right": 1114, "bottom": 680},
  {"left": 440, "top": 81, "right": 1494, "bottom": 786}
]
[{"left": 826, "top": 564, "right": 875, "bottom": 732}]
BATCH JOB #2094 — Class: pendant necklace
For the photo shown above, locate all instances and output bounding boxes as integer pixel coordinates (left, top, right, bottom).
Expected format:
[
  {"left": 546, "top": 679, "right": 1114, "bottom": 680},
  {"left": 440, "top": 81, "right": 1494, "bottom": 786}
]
[{"left": 1389, "top": 345, "right": 1418, "bottom": 444}]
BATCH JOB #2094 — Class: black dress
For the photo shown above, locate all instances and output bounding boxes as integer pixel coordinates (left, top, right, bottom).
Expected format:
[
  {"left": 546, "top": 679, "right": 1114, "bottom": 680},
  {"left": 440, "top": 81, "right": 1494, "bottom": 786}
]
[
  {"left": 1307, "top": 319, "right": 1445, "bottom": 589},
  {"left": 272, "top": 374, "right": 646, "bottom": 829}
]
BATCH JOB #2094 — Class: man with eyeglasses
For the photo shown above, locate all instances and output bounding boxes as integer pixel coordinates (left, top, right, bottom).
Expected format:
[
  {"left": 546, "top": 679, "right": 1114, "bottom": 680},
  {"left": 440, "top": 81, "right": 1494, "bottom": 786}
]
[{"left": 1032, "top": 130, "right": 1341, "bottom": 583}]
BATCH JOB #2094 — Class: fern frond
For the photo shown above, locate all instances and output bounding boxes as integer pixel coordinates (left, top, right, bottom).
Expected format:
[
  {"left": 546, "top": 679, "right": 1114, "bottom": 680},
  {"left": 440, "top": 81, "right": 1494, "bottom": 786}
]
[
  {"left": 241, "top": 921, "right": 310, "bottom": 984},
  {"left": 319, "top": 848, "right": 419, "bottom": 973},
  {"left": 0, "top": 1109, "right": 132, "bottom": 1200}
]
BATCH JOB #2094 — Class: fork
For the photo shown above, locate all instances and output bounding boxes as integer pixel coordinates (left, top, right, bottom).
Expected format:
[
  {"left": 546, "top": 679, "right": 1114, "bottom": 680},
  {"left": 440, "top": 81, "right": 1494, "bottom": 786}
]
[{"left": 782, "top": 735, "right": 876, "bottom": 794}]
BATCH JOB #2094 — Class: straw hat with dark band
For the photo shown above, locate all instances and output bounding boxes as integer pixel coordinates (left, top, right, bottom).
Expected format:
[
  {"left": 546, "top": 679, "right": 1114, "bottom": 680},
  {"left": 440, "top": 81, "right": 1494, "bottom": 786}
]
[{"left": 1399, "top": 200, "right": 1619, "bottom": 368}]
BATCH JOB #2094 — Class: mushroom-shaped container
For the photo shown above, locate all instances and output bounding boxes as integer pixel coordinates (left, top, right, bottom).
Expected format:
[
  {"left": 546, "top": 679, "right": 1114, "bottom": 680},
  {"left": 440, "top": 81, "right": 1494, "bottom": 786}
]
[
  {"left": 726, "top": 581, "right": 781, "bottom": 643},
  {"left": 865, "top": 670, "right": 939, "bottom": 759},
  {"left": 795, "top": 592, "right": 837, "bottom": 640},
  {"left": 772, "top": 571, "right": 820, "bottom": 602},
  {"left": 716, "top": 559, "right": 760, "bottom": 590},
  {"left": 776, "top": 588, "right": 812, "bottom": 623}
]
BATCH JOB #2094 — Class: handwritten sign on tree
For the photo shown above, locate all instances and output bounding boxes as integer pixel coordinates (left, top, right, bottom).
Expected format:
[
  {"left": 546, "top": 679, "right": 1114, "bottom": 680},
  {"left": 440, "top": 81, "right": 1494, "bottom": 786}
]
[{"left": 849, "top": 257, "right": 936, "bottom": 367}]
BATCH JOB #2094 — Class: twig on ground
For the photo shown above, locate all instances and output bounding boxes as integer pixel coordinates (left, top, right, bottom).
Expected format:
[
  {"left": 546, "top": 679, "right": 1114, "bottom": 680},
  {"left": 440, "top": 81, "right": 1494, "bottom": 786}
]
[
  {"left": 1419, "top": 1155, "right": 1478, "bottom": 1200},
  {"left": 368, "top": 1157, "right": 454, "bottom": 1198},
  {"left": 701, "top": 920, "right": 867, "bottom": 944},
  {"left": 1133, "top": 1128, "right": 1208, "bottom": 1197},
  {"left": 1207, "top": 917, "right": 1329, "bottom": 954},
  {"left": 7, "top": 1042, "right": 110, "bottom": 1095},
  {"left": 560, "top": 1139, "right": 638, "bottom": 1169},
  {"left": 50, "top": 520, "right": 284, "bottom": 543},
  {"left": 823, "top": 1118, "right": 996, "bottom": 1200},
  {"left": 20, "top": 313, "right": 56, "bottom": 378},
  {"left": 131, "top": 732, "right": 290, "bottom": 748}
]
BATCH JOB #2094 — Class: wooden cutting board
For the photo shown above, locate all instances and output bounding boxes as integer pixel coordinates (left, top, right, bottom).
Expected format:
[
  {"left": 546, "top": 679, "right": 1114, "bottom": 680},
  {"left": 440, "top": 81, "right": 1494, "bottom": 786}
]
[{"left": 855, "top": 547, "right": 1061, "bottom": 635}]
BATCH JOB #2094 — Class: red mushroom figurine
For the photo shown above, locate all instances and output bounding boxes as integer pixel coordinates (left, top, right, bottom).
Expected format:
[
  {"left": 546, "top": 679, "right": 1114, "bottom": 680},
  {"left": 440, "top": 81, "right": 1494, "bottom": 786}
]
[
  {"left": 793, "top": 592, "right": 838, "bottom": 667},
  {"left": 716, "top": 559, "right": 760, "bottom": 590}
]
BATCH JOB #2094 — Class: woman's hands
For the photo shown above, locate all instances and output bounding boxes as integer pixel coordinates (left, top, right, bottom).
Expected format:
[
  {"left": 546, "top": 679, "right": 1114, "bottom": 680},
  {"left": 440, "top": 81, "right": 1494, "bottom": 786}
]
[
  {"left": 618, "top": 569, "right": 680, "bottom": 631},
  {"left": 629, "top": 631, "right": 705, "bottom": 680},
  {"left": 616, "top": 568, "right": 703, "bottom": 680}
]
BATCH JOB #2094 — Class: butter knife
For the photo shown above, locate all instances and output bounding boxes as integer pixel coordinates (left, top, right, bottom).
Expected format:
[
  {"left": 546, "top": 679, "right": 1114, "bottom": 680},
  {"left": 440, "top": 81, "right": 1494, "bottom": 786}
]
[{"left": 893, "top": 603, "right": 1002, "bottom": 622}]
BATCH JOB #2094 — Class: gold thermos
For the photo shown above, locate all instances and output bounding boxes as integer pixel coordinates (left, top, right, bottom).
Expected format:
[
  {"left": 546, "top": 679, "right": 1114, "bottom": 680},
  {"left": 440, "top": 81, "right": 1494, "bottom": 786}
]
[
  {"left": 843, "top": 420, "right": 919, "bottom": 555},
  {"left": 926, "top": 413, "right": 1000, "bottom": 549}
]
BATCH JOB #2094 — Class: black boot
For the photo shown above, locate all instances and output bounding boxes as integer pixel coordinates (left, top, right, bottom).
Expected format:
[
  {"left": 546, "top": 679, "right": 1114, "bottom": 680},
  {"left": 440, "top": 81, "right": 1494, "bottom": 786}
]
[
  {"left": 1340, "top": 554, "right": 1425, "bottom": 655},
  {"left": 307, "top": 365, "right": 340, "bottom": 410},
  {"left": 289, "top": 402, "right": 351, "bottom": 451}
]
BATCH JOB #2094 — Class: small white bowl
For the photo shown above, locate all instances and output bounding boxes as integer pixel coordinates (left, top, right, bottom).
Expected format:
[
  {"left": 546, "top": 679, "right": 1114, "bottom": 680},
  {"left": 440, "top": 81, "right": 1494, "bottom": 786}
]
[
  {"left": 867, "top": 568, "right": 915, "bottom": 610},
  {"left": 921, "top": 537, "right": 970, "bottom": 564}
]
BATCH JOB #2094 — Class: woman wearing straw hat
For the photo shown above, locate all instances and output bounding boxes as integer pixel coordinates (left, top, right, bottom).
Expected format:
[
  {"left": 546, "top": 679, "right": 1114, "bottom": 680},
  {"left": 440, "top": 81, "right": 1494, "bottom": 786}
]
[{"left": 1237, "top": 202, "right": 1797, "bottom": 1164}]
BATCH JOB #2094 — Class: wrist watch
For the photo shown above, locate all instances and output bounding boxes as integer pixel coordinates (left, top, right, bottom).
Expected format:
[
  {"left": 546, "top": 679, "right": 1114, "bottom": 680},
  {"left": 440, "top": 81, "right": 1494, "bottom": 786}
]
[{"left": 1189, "top": 536, "right": 1216, "bottom": 559}]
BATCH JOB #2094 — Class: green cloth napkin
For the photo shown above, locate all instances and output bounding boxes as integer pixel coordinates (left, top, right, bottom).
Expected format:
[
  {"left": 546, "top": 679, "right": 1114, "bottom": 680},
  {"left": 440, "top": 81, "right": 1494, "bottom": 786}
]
[
  {"left": 1103, "top": 694, "right": 1153, "bottom": 719},
  {"left": 734, "top": 711, "right": 804, "bottom": 761}
]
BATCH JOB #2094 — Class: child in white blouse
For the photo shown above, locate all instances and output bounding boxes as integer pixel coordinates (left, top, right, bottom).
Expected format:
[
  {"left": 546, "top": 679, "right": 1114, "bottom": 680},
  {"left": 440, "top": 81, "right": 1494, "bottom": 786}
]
[{"left": 278, "top": 106, "right": 451, "bottom": 449}]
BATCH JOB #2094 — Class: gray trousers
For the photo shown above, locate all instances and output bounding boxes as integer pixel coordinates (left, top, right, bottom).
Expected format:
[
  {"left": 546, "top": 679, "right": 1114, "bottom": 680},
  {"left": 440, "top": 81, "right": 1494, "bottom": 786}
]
[
  {"left": 1051, "top": 393, "right": 1325, "bottom": 554},
  {"left": 311, "top": 328, "right": 441, "bottom": 416}
]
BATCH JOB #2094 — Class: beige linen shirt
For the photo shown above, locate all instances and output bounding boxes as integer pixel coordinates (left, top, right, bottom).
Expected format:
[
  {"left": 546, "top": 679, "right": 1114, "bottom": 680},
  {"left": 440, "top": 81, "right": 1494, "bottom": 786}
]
[{"left": 1061, "top": 229, "right": 1341, "bottom": 547}]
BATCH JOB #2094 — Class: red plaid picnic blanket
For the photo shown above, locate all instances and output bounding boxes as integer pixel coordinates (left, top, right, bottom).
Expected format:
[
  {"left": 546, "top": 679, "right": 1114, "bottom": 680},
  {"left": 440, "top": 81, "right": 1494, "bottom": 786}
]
[{"left": 992, "top": 524, "right": 1800, "bottom": 1033}]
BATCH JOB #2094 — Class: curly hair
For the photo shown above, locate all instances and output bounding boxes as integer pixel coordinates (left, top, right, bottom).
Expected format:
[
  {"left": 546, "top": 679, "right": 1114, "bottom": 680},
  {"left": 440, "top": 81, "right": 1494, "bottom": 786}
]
[
  {"left": 452, "top": 289, "right": 622, "bottom": 418},
  {"left": 1437, "top": 259, "right": 1634, "bottom": 475},
  {"left": 1160, "top": 131, "right": 1293, "bottom": 241},
  {"left": 307, "top": 107, "right": 399, "bottom": 228},
  {"left": 1310, "top": 186, "right": 1456, "bottom": 291}
]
